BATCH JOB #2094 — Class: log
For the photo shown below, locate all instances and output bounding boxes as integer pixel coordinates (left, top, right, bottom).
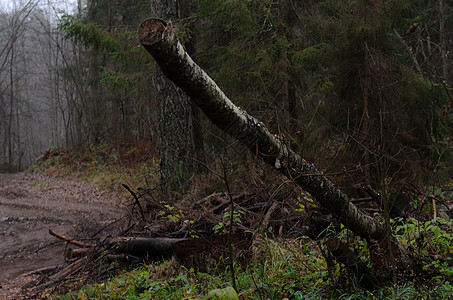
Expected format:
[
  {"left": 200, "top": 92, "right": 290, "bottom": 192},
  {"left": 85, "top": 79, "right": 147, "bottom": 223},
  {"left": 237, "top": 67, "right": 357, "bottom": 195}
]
[
  {"left": 109, "top": 236, "right": 185, "bottom": 258},
  {"left": 138, "top": 18, "right": 385, "bottom": 241},
  {"left": 65, "top": 247, "right": 93, "bottom": 260},
  {"left": 108, "top": 234, "right": 252, "bottom": 271},
  {"left": 24, "top": 265, "right": 59, "bottom": 276},
  {"left": 49, "top": 258, "right": 86, "bottom": 281}
]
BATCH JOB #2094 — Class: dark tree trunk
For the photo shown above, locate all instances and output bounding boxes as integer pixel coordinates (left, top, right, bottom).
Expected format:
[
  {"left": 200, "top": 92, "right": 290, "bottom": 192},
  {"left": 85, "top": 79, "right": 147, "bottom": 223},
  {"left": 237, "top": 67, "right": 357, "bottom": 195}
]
[
  {"left": 150, "top": 0, "right": 201, "bottom": 195},
  {"left": 110, "top": 236, "right": 185, "bottom": 258}
]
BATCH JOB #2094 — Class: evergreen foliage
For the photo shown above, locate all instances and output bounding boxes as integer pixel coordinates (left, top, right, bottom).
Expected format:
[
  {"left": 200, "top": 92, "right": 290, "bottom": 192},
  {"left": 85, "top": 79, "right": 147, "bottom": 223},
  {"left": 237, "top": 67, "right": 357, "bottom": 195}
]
[
  {"left": 187, "top": 0, "right": 453, "bottom": 190},
  {"left": 58, "top": 15, "right": 119, "bottom": 53},
  {"left": 57, "top": 0, "right": 453, "bottom": 189}
]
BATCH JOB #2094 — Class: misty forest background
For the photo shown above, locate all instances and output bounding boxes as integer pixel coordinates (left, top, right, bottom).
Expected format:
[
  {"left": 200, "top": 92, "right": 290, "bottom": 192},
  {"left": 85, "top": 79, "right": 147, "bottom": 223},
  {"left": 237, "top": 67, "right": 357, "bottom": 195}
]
[{"left": 1, "top": 0, "right": 453, "bottom": 197}]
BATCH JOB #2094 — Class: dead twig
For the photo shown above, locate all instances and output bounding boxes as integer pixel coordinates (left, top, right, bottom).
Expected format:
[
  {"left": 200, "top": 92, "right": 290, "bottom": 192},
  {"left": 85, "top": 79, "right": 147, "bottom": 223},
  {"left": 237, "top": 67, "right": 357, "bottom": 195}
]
[
  {"left": 123, "top": 184, "right": 146, "bottom": 222},
  {"left": 261, "top": 201, "right": 279, "bottom": 232},
  {"left": 49, "top": 229, "right": 94, "bottom": 248}
]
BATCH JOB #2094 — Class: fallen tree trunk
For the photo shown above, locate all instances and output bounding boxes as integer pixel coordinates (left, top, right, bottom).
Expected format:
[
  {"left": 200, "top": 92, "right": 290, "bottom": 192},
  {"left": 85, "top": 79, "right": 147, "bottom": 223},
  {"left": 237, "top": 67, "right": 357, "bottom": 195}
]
[
  {"left": 138, "top": 18, "right": 385, "bottom": 241},
  {"left": 109, "top": 236, "right": 185, "bottom": 258},
  {"left": 109, "top": 234, "right": 252, "bottom": 272}
]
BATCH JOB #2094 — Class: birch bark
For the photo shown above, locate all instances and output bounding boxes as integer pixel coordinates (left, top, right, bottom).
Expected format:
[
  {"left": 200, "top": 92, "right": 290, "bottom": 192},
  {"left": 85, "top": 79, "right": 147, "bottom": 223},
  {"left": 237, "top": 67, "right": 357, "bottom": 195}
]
[{"left": 138, "top": 18, "right": 386, "bottom": 240}]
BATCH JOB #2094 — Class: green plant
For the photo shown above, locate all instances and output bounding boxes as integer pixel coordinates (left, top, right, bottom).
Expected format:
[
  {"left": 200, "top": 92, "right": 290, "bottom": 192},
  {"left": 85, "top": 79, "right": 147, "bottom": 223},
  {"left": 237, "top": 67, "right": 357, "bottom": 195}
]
[
  {"left": 395, "top": 216, "right": 453, "bottom": 278},
  {"left": 395, "top": 217, "right": 453, "bottom": 254},
  {"left": 296, "top": 191, "right": 316, "bottom": 213},
  {"left": 183, "top": 219, "right": 199, "bottom": 238},
  {"left": 212, "top": 210, "right": 245, "bottom": 234}
]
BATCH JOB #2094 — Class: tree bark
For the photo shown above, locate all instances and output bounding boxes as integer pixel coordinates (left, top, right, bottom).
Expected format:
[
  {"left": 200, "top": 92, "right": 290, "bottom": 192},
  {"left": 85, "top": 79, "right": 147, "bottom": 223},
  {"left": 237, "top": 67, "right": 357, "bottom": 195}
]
[
  {"left": 138, "top": 18, "right": 386, "bottom": 241},
  {"left": 439, "top": 0, "right": 449, "bottom": 81},
  {"left": 150, "top": 0, "right": 201, "bottom": 196}
]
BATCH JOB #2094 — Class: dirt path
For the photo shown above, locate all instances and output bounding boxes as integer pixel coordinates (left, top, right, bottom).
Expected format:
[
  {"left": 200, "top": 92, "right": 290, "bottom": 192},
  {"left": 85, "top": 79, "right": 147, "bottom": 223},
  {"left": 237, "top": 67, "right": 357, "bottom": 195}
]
[{"left": 0, "top": 172, "right": 126, "bottom": 296}]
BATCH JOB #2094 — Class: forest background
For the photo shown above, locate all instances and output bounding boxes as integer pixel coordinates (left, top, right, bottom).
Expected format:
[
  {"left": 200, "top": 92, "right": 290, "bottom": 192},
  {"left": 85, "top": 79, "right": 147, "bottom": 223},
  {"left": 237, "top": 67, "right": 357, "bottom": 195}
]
[{"left": 1, "top": 0, "right": 452, "bottom": 194}]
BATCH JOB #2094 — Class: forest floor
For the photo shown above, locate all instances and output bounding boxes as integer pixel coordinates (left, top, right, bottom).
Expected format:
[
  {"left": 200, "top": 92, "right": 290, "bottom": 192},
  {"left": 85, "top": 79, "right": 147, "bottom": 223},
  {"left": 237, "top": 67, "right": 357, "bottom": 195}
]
[{"left": 0, "top": 172, "right": 126, "bottom": 299}]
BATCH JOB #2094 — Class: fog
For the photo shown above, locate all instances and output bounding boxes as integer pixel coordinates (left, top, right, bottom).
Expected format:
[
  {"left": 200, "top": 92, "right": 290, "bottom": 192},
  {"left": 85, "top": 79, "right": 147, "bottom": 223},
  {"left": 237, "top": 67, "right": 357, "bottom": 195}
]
[{"left": 0, "top": 0, "right": 78, "bottom": 169}]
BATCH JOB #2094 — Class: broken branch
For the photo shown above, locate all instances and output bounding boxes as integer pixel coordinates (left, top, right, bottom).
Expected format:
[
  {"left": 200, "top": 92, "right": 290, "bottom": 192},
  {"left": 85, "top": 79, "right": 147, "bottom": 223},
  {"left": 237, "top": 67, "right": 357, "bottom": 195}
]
[{"left": 49, "top": 229, "right": 94, "bottom": 248}]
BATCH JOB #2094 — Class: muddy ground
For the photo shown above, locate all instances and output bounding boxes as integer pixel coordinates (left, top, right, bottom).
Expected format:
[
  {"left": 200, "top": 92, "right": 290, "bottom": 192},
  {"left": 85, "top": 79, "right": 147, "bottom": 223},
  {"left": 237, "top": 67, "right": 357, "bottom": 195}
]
[{"left": 0, "top": 173, "right": 126, "bottom": 297}]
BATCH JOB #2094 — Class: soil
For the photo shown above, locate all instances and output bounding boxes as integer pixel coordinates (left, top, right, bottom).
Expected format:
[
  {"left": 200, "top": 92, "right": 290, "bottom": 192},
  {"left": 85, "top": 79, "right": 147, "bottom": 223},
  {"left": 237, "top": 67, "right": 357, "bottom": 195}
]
[{"left": 0, "top": 172, "right": 126, "bottom": 298}]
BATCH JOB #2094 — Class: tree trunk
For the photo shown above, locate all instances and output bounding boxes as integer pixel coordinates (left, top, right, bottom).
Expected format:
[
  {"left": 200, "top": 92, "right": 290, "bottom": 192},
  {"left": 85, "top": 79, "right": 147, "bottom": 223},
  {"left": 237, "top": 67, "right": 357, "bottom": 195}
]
[
  {"left": 86, "top": 1, "right": 106, "bottom": 145},
  {"left": 109, "top": 236, "right": 185, "bottom": 258},
  {"left": 138, "top": 18, "right": 386, "bottom": 241},
  {"left": 150, "top": 0, "right": 200, "bottom": 195},
  {"left": 439, "top": 0, "right": 449, "bottom": 81}
]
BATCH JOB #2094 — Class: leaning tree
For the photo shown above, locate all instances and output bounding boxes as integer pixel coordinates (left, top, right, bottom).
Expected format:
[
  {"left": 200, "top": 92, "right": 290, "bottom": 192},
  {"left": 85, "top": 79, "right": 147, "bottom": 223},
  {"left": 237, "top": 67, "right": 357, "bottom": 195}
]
[{"left": 138, "top": 18, "right": 415, "bottom": 285}]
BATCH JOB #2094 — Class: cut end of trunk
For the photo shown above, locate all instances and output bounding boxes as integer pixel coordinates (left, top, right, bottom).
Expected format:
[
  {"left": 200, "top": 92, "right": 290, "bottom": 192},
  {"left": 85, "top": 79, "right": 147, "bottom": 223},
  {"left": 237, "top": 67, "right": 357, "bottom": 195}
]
[
  {"left": 326, "top": 237, "right": 341, "bottom": 251},
  {"left": 138, "top": 18, "right": 167, "bottom": 45}
]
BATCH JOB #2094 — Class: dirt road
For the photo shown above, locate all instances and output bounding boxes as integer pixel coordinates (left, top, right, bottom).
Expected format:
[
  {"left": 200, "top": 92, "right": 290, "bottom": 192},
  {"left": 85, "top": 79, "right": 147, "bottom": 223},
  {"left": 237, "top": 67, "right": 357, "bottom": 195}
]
[{"left": 0, "top": 172, "right": 126, "bottom": 292}]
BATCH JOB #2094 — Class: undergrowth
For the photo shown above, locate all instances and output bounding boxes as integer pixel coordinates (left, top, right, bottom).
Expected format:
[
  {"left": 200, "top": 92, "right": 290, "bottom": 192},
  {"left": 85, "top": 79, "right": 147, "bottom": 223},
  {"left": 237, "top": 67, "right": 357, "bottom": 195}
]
[
  {"left": 30, "top": 142, "right": 453, "bottom": 299},
  {"left": 51, "top": 237, "right": 335, "bottom": 299},
  {"left": 52, "top": 235, "right": 452, "bottom": 299}
]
